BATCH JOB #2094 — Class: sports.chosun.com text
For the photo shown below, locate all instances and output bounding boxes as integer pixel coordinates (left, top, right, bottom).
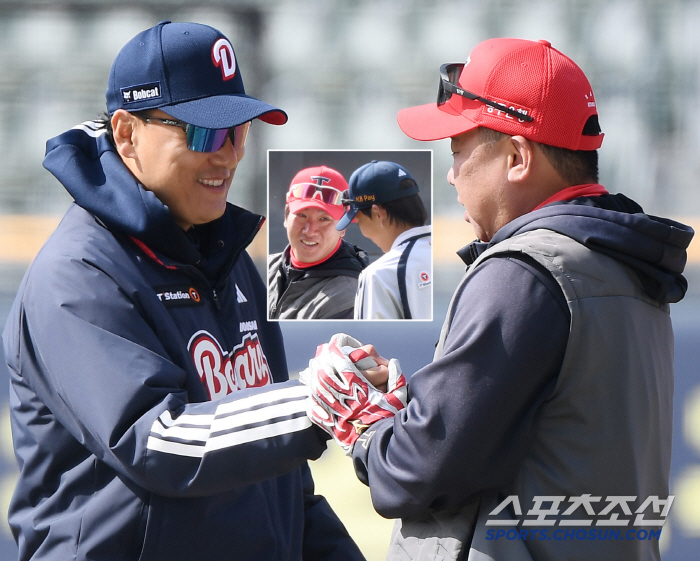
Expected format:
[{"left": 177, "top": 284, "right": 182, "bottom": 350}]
[{"left": 486, "top": 528, "right": 662, "bottom": 541}]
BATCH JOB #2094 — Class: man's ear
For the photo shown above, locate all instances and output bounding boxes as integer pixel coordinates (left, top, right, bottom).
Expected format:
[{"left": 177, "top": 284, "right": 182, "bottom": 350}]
[
  {"left": 111, "top": 110, "right": 138, "bottom": 161},
  {"left": 338, "top": 227, "right": 346, "bottom": 238},
  {"left": 507, "top": 135, "right": 534, "bottom": 183},
  {"left": 283, "top": 205, "right": 290, "bottom": 228},
  {"left": 373, "top": 204, "right": 388, "bottom": 225}
]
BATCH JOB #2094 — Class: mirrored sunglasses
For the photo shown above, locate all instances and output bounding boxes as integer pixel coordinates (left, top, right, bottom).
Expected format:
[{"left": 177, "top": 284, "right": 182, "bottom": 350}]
[
  {"left": 134, "top": 113, "right": 250, "bottom": 153},
  {"left": 288, "top": 183, "right": 345, "bottom": 205}
]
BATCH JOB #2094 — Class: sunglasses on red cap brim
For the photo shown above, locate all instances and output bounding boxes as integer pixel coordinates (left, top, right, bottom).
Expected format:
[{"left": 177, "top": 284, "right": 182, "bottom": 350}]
[
  {"left": 287, "top": 183, "right": 347, "bottom": 206},
  {"left": 438, "top": 63, "right": 534, "bottom": 122}
]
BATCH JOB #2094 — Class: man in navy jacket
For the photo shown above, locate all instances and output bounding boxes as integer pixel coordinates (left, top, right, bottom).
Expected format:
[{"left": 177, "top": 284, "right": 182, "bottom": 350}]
[{"left": 3, "top": 21, "right": 364, "bottom": 561}]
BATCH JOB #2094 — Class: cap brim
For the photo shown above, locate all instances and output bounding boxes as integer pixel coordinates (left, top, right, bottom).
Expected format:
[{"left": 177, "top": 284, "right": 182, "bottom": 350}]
[
  {"left": 288, "top": 199, "right": 345, "bottom": 221},
  {"left": 397, "top": 102, "right": 479, "bottom": 141},
  {"left": 162, "top": 94, "right": 288, "bottom": 128},
  {"left": 335, "top": 207, "right": 358, "bottom": 231}
]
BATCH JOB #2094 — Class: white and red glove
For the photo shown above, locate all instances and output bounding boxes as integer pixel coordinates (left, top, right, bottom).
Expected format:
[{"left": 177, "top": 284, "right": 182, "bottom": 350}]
[{"left": 299, "top": 333, "right": 407, "bottom": 454}]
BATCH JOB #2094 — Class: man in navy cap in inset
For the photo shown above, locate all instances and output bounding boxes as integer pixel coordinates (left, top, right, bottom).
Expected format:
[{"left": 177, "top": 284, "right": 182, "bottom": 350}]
[
  {"left": 337, "top": 161, "right": 431, "bottom": 320},
  {"left": 3, "top": 21, "right": 365, "bottom": 561}
]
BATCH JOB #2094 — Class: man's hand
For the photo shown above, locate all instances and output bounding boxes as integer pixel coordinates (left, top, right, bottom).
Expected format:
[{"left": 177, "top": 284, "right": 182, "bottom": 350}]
[
  {"left": 299, "top": 333, "right": 407, "bottom": 454},
  {"left": 352, "top": 343, "right": 390, "bottom": 391}
]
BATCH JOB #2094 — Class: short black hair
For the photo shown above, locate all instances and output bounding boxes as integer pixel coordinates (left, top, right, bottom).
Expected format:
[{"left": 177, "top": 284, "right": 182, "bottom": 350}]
[
  {"left": 359, "top": 178, "right": 428, "bottom": 228},
  {"left": 536, "top": 143, "right": 599, "bottom": 185},
  {"left": 477, "top": 127, "right": 599, "bottom": 185},
  {"left": 96, "top": 112, "right": 115, "bottom": 146}
]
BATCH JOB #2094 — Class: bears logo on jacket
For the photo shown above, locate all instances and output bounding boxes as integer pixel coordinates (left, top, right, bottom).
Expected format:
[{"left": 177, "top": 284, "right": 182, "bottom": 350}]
[{"left": 188, "top": 329, "right": 271, "bottom": 399}]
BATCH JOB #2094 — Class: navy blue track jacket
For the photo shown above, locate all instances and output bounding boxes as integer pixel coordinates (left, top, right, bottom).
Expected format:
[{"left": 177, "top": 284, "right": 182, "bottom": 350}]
[{"left": 3, "top": 122, "right": 365, "bottom": 561}]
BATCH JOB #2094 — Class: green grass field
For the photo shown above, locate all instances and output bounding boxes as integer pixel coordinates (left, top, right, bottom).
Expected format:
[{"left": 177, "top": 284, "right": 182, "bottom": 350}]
[{"left": 310, "top": 444, "right": 394, "bottom": 560}]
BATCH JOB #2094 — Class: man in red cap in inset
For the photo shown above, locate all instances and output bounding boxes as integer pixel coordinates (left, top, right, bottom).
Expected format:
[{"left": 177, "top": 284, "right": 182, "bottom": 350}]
[
  {"left": 302, "top": 38, "right": 694, "bottom": 560},
  {"left": 268, "top": 165, "right": 369, "bottom": 319}
]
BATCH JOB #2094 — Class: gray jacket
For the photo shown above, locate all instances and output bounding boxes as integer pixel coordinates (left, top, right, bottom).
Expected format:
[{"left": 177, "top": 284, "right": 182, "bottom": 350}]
[
  {"left": 389, "top": 229, "right": 675, "bottom": 561},
  {"left": 268, "top": 241, "right": 368, "bottom": 319},
  {"left": 350, "top": 195, "right": 692, "bottom": 561}
]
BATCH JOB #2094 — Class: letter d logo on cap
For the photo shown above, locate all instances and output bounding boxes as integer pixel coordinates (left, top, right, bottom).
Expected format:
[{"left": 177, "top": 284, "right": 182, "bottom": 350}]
[{"left": 212, "top": 38, "right": 236, "bottom": 80}]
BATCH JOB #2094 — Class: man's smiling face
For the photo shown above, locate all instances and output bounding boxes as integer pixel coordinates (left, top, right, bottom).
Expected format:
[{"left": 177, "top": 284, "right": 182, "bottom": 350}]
[
  {"left": 284, "top": 206, "right": 344, "bottom": 263},
  {"left": 122, "top": 108, "right": 248, "bottom": 230}
]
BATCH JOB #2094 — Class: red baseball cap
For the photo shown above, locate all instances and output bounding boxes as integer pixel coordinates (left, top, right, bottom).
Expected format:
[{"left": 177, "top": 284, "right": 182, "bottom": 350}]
[
  {"left": 286, "top": 166, "right": 348, "bottom": 221},
  {"left": 398, "top": 38, "right": 604, "bottom": 151}
]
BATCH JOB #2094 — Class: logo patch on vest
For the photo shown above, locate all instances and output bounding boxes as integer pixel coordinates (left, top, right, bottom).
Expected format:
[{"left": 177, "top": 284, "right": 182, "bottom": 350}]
[
  {"left": 121, "top": 82, "right": 162, "bottom": 104},
  {"left": 155, "top": 286, "right": 203, "bottom": 307},
  {"left": 418, "top": 271, "right": 431, "bottom": 289}
]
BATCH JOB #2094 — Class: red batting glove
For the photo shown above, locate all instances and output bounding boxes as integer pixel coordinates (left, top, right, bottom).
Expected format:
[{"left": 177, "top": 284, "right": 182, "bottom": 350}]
[{"left": 301, "top": 334, "right": 407, "bottom": 454}]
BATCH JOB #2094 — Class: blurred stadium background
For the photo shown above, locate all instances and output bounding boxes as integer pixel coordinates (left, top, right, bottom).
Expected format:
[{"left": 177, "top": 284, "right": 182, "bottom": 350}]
[{"left": 0, "top": 1, "right": 699, "bottom": 559}]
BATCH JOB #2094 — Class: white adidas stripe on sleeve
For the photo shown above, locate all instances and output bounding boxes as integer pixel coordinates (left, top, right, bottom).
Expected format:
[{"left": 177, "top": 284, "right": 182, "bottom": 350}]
[{"left": 147, "top": 383, "right": 311, "bottom": 458}]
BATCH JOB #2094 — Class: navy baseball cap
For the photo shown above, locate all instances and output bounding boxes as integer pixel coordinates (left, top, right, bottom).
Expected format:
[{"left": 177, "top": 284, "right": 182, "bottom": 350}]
[
  {"left": 106, "top": 21, "right": 288, "bottom": 128},
  {"left": 336, "top": 160, "right": 420, "bottom": 230}
]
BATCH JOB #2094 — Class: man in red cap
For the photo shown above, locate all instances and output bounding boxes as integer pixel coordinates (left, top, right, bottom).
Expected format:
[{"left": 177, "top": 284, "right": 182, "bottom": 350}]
[
  {"left": 268, "top": 165, "right": 369, "bottom": 319},
  {"left": 302, "top": 38, "right": 693, "bottom": 560}
]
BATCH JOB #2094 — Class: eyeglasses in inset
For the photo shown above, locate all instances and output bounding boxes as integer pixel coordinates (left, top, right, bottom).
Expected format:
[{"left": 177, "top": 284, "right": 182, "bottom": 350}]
[{"left": 438, "top": 63, "right": 534, "bottom": 122}]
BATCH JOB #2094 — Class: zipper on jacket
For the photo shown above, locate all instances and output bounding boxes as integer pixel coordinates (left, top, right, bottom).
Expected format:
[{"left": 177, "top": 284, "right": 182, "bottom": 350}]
[{"left": 212, "top": 288, "right": 222, "bottom": 310}]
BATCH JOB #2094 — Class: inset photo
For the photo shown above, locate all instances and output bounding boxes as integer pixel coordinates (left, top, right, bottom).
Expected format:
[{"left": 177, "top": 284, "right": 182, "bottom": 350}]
[{"left": 267, "top": 150, "right": 433, "bottom": 321}]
